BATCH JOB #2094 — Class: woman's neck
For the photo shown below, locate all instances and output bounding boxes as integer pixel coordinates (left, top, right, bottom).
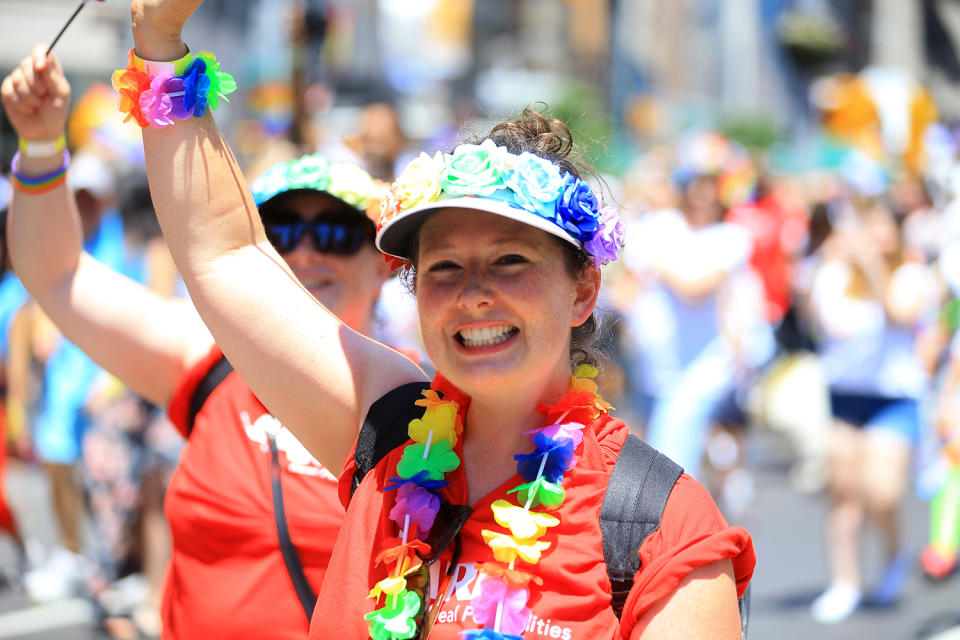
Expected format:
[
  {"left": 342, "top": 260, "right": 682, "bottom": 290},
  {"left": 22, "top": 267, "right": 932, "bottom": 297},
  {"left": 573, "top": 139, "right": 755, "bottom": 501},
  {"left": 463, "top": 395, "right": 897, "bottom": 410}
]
[{"left": 459, "top": 371, "right": 572, "bottom": 504}]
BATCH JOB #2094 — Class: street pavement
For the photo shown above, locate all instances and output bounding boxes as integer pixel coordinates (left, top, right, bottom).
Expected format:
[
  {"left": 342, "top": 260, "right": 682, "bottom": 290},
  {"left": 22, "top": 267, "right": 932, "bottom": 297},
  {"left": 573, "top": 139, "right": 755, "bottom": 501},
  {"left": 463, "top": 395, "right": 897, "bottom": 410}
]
[
  {"left": 1, "top": 430, "right": 959, "bottom": 639},
  {"left": 740, "top": 432, "right": 960, "bottom": 640}
]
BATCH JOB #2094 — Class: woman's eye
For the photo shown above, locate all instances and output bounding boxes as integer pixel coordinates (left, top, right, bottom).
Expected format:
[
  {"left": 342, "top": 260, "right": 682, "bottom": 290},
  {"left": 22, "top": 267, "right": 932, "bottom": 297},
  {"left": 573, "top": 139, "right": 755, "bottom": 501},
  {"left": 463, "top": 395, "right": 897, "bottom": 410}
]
[
  {"left": 496, "top": 254, "right": 528, "bottom": 265},
  {"left": 428, "top": 260, "right": 460, "bottom": 272}
]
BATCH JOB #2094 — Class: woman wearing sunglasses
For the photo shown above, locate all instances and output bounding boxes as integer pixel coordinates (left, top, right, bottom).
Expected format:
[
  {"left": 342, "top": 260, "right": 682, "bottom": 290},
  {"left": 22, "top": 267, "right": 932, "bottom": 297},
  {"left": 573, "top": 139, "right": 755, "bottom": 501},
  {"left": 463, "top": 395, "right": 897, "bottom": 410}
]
[{"left": 2, "top": 47, "right": 393, "bottom": 639}]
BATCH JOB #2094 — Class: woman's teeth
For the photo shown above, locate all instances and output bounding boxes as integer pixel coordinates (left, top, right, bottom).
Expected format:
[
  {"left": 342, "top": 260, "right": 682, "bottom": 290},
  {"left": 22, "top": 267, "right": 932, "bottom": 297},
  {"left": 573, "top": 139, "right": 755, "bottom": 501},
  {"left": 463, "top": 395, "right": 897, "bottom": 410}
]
[{"left": 458, "top": 325, "right": 517, "bottom": 347}]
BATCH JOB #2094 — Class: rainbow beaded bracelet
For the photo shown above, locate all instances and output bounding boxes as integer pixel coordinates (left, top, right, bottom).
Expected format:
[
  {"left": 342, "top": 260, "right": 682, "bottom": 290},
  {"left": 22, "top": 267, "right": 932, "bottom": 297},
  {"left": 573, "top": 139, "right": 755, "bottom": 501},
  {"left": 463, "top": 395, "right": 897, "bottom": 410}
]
[
  {"left": 10, "top": 151, "right": 70, "bottom": 195},
  {"left": 112, "top": 48, "right": 237, "bottom": 128}
]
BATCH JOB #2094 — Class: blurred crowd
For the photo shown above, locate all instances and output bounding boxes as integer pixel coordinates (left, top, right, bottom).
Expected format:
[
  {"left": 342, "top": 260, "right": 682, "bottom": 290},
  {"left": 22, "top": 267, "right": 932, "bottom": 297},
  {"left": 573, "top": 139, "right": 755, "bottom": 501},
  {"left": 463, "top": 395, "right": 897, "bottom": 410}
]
[{"left": 3, "top": 55, "right": 960, "bottom": 637}]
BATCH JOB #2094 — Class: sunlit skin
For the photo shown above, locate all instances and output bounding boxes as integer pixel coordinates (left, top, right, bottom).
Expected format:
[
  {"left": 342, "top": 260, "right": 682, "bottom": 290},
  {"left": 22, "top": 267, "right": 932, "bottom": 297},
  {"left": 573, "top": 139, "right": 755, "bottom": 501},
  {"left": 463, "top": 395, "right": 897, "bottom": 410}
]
[
  {"left": 863, "top": 205, "right": 900, "bottom": 259},
  {"left": 415, "top": 209, "right": 599, "bottom": 483},
  {"left": 269, "top": 191, "right": 388, "bottom": 336}
]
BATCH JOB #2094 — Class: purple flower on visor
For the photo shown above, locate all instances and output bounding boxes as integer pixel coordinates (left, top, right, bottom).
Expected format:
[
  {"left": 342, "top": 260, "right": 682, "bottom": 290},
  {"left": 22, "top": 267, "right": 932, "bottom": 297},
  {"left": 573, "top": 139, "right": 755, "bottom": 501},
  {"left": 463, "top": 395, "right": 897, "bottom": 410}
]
[{"left": 583, "top": 204, "right": 625, "bottom": 267}]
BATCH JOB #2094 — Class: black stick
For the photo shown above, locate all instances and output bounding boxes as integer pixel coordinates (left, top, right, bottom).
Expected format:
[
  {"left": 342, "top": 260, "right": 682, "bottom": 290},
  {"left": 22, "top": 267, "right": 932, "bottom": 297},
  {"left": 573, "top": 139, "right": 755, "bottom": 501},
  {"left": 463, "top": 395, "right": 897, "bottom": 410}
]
[{"left": 47, "top": 3, "right": 86, "bottom": 54}]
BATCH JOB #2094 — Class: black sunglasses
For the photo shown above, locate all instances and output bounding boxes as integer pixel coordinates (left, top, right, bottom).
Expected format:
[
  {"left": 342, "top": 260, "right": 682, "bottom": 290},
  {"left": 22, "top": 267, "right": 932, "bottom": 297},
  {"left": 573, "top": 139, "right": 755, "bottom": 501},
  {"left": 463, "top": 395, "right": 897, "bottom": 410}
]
[{"left": 262, "top": 213, "right": 373, "bottom": 255}]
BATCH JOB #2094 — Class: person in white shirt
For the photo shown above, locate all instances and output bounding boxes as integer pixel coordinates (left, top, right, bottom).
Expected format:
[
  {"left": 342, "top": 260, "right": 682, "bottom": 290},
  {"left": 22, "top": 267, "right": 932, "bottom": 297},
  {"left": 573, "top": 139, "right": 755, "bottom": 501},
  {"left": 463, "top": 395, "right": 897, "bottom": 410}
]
[{"left": 809, "top": 200, "right": 941, "bottom": 624}]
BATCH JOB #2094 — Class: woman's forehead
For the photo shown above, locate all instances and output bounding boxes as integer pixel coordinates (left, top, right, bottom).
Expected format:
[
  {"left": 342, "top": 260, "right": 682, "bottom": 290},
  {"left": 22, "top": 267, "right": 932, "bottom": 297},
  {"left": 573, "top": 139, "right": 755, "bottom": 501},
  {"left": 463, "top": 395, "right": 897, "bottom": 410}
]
[{"left": 418, "top": 208, "right": 545, "bottom": 248}]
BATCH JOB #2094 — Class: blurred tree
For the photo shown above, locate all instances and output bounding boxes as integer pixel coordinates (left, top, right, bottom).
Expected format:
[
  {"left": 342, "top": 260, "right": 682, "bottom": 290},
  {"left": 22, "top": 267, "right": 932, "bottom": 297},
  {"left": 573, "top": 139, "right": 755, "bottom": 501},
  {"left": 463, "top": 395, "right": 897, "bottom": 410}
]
[{"left": 720, "top": 113, "right": 782, "bottom": 151}]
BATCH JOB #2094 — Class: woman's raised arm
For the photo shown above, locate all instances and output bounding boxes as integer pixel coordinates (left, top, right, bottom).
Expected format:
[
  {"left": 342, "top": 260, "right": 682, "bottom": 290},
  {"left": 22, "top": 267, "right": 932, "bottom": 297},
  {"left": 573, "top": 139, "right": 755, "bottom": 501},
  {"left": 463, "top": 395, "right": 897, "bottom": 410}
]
[
  {"left": 2, "top": 45, "right": 212, "bottom": 407},
  {"left": 130, "top": 0, "right": 425, "bottom": 469}
]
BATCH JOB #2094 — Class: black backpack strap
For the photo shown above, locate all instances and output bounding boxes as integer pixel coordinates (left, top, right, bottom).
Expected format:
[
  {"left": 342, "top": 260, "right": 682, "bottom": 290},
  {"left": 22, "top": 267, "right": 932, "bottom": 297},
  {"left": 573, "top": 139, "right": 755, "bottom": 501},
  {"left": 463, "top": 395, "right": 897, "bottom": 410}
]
[
  {"left": 186, "top": 355, "right": 234, "bottom": 436},
  {"left": 268, "top": 433, "right": 316, "bottom": 621},
  {"left": 186, "top": 354, "right": 316, "bottom": 619},
  {"left": 600, "top": 435, "right": 750, "bottom": 638},
  {"left": 600, "top": 435, "right": 683, "bottom": 619},
  {"left": 351, "top": 381, "right": 432, "bottom": 497}
]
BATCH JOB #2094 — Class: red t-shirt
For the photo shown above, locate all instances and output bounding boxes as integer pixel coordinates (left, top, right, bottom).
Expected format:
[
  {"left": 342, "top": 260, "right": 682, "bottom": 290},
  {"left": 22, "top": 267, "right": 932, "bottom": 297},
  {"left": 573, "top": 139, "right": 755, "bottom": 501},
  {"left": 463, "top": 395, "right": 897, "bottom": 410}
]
[
  {"left": 312, "top": 377, "right": 755, "bottom": 640},
  {"left": 164, "top": 346, "right": 344, "bottom": 639}
]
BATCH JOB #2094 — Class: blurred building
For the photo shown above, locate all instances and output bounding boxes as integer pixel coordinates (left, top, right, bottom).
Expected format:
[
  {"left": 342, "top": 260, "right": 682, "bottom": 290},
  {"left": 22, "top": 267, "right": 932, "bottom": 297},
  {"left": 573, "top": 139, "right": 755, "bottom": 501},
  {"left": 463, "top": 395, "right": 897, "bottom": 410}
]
[{"left": 5, "top": 0, "right": 960, "bottom": 171}]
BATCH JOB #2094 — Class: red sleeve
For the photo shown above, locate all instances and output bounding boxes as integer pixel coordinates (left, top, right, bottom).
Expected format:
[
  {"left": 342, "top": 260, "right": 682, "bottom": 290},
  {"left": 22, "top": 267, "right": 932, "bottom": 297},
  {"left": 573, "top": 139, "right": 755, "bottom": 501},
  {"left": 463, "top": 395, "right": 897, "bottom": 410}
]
[
  {"left": 619, "top": 474, "right": 756, "bottom": 637},
  {"left": 337, "top": 437, "right": 361, "bottom": 510},
  {"left": 166, "top": 344, "right": 225, "bottom": 439}
]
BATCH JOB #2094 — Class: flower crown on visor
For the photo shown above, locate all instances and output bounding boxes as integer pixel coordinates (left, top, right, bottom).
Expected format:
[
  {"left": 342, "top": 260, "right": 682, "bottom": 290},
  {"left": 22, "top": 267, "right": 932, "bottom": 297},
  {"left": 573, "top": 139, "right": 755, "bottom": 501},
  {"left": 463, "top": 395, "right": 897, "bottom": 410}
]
[
  {"left": 376, "top": 140, "right": 625, "bottom": 267},
  {"left": 250, "top": 153, "right": 383, "bottom": 220}
]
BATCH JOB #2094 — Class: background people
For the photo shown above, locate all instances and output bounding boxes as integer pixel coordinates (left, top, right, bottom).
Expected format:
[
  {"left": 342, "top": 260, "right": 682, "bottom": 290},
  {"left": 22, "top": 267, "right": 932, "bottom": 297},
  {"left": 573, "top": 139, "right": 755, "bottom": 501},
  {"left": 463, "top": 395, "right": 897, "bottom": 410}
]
[{"left": 2, "top": 44, "right": 391, "bottom": 639}]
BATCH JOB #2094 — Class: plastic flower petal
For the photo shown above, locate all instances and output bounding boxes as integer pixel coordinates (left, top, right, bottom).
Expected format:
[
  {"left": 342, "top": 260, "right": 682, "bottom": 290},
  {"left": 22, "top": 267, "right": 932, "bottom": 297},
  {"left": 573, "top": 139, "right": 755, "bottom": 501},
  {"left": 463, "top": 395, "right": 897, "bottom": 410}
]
[
  {"left": 481, "top": 530, "right": 551, "bottom": 564},
  {"left": 569, "top": 375, "right": 614, "bottom": 414},
  {"left": 181, "top": 58, "right": 211, "bottom": 118},
  {"left": 384, "top": 470, "right": 448, "bottom": 491},
  {"left": 389, "top": 484, "right": 441, "bottom": 536},
  {"left": 364, "top": 588, "right": 421, "bottom": 640},
  {"left": 414, "top": 390, "right": 462, "bottom": 438},
  {"left": 573, "top": 363, "right": 598, "bottom": 378},
  {"left": 195, "top": 51, "right": 237, "bottom": 110},
  {"left": 368, "top": 575, "right": 408, "bottom": 600},
  {"left": 515, "top": 434, "right": 577, "bottom": 483},
  {"left": 490, "top": 499, "right": 559, "bottom": 540},
  {"left": 508, "top": 477, "right": 566, "bottom": 509},
  {"left": 475, "top": 562, "right": 543, "bottom": 589},
  {"left": 570, "top": 374, "right": 599, "bottom": 395},
  {"left": 396, "top": 438, "right": 460, "bottom": 481},
  {"left": 460, "top": 630, "right": 524, "bottom": 640},
  {"left": 373, "top": 538, "right": 430, "bottom": 569},
  {"left": 111, "top": 52, "right": 152, "bottom": 127},
  {"left": 138, "top": 73, "right": 175, "bottom": 128},
  {"left": 538, "top": 389, "right": 610, "bottom": 424},
  {"left": 584, "top": 204, "right": 625, "bottom": 267},
  {"left": 470, "top": 575, "right": 531, "bottom": 636},
  {"left": 523, "top": 421, "right": 585, "bottom": 449},
  {"left": 165, "top": 76, "right": 189, "bottom": 120},
  {"left": 407, "top": 402, "right": 459, "bottom": 447},
  {"left": 393, "top": 151, "right": 444, "bottom": 210},
  {"left": 502, "top": 152, "right": 566, "bottom": 216},
  {"left": 328, "top": 162, "right": 377, "bottom": 208},
  {"left": 440, "top": 140, "right": 508, "bottom": 197},
  {"left": 414, "top": 389, "right": 447, "bottom": 410},
  {"left": 555, "top": 175, "right": 601, "bottom": 243}
]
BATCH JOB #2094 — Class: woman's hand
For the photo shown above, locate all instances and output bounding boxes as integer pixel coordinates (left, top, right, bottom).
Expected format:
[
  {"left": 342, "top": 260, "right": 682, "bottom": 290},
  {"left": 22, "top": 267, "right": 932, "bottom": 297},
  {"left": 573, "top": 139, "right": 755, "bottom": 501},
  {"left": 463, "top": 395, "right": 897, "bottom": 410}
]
[
  {"left": 0, "top": 45, "right": 70, "bottom": 143},
  {"left": 130, "top": 0, "right": 201, "bottom": 61}
]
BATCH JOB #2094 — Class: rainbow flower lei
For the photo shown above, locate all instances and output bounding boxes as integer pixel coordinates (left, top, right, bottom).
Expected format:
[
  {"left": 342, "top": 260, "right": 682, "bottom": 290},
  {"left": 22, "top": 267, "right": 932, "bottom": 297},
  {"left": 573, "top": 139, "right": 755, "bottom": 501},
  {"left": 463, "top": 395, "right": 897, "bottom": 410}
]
[
  {"left": 379, "top": 141, "right": 625, "bottom": 268},
  {"left": 112, "top": 49, "right": 237, "bottom": 128},
  {"left": 367, "top": 365, "right": 612, "bottom": 640}
]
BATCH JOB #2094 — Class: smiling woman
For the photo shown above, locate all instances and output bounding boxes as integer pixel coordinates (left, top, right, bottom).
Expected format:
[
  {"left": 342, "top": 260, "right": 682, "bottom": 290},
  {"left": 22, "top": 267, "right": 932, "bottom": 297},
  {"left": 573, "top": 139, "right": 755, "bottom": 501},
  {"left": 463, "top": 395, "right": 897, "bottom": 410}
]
[{"left": 125, "top": 3, "right": 754, "bottom": 637}]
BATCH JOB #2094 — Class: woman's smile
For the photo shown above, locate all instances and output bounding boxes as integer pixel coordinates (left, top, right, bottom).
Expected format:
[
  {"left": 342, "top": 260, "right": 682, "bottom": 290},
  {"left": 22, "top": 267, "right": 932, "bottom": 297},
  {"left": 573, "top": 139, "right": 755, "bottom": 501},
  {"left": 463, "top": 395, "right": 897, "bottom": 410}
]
[{"left": 454, "top": 323, "right": 520, "bottom": 351}]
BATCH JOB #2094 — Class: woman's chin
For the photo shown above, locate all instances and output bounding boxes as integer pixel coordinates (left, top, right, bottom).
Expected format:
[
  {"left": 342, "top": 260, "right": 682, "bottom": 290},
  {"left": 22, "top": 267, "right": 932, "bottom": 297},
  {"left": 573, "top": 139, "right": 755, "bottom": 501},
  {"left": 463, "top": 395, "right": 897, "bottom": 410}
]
[{"left": 441, "top": 356, "right": 526, "bottom": 394}]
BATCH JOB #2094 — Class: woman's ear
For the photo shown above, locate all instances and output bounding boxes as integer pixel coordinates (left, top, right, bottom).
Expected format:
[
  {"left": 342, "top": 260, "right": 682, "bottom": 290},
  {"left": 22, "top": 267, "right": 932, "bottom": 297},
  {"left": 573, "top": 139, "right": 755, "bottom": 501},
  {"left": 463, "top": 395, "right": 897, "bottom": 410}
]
[{"left": 571, "top": 267, "right": 601, "bottom": 327}]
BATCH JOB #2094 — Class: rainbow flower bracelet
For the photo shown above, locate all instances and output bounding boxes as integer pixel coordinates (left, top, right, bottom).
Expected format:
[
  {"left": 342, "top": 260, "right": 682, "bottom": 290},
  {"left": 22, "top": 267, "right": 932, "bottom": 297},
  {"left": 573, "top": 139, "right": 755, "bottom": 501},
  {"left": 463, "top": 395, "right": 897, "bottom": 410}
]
[{"left": 112, "top": 49, "right": 237, "bottom": 128}]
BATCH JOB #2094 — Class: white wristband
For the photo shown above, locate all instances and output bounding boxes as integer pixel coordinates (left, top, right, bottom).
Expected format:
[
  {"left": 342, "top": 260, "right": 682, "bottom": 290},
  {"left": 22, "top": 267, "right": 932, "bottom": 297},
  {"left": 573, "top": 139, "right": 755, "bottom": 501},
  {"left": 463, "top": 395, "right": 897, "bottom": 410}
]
[{"left": 19, "top": 135, "right": 66, "bottom": 159}]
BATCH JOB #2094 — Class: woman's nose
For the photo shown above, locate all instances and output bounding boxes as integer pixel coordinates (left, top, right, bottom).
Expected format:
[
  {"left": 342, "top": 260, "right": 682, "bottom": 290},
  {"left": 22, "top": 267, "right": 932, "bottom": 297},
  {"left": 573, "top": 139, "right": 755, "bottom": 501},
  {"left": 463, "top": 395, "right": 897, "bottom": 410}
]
[
  {"left": 457, "top": 266, "right": 494, "bottom": 309},
  {"left": 284, "top": 231, "right": 321, "bottom": 264}
]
